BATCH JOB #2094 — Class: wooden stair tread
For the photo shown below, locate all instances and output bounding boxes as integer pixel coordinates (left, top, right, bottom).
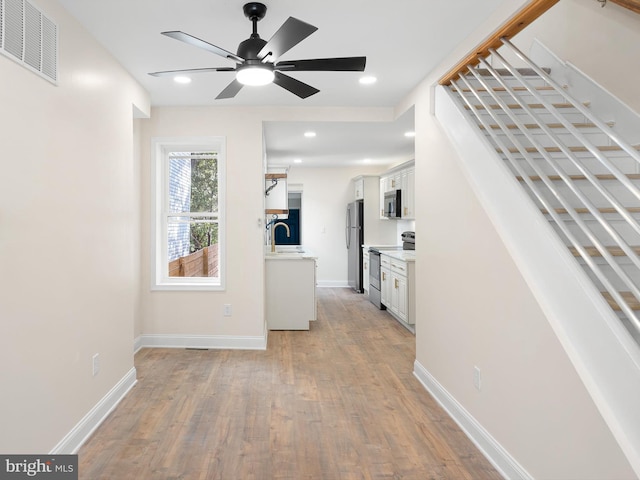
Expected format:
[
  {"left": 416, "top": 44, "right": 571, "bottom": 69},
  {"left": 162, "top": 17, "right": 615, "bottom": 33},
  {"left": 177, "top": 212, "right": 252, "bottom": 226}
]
[
  {"left": 602, "top": 291, "right": 640, "bottom": 311},
  {"left": 517, "top": 173, "right": 640, "bottom": 182},
  {"left": 469, "top": 67, "right": 551, "bottom": 77},
  {"left": 497, "top": 145, "right": 640, "bottom": 154},
  {"left": 542, "top": 207, "right": 640, "bottom": 214},
  {"left": 569, "top": 246, "right": 640, "bottom": 257}
]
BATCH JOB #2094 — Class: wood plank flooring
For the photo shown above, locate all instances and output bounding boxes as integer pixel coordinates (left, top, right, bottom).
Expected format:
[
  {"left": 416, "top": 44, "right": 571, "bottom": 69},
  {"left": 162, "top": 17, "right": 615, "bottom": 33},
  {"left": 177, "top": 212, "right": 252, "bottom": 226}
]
[{"left": 78, "top": 288, "right": 502, "bottom": 479}]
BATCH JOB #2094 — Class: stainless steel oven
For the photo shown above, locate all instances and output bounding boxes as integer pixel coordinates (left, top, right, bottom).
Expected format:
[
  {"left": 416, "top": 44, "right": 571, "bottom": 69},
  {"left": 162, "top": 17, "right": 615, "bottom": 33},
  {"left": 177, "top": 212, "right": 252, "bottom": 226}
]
[{"left": 368, "top": 248, "right": 385, "bottom": 309}]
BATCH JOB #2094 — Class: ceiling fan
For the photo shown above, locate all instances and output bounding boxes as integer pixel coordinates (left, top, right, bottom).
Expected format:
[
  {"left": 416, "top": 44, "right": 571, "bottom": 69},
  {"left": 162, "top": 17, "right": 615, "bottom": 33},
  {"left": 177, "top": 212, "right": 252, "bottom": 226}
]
[{"left": 149, "top": 2, "right": 367, "bottom": 100}]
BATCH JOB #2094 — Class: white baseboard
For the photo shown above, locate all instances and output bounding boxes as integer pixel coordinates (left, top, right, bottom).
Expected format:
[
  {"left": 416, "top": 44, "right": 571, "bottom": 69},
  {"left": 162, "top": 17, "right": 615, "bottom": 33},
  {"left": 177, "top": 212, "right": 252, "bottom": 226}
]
[
  {"left": 137, "top": 334, "right": 267, "bottom": 350},
  {"left": 413, "top": 360, "right": 532, "bottom": 480},
  {"left": 50, "top": 367, "right": 137, "bottom": 454},
  {"left": 133, "top": 335, "right": 143, "bottom": 354},
  {"left": 317, "top": 280, "right": 349, "bottom": 288}
]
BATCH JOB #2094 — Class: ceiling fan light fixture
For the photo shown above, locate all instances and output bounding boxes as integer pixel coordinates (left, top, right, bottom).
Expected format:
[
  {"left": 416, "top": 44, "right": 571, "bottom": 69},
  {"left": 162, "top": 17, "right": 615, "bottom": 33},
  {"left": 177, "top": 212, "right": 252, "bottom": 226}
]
[{"left": 236, "top": 65, "right": 275, "bottom": 86}]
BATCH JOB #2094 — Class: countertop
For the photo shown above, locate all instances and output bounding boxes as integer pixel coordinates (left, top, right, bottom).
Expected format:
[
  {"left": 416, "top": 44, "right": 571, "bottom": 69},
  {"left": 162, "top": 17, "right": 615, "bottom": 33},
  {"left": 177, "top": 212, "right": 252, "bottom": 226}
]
[
  {"left": 362, "top": 244, "right": 403, "bottom": 251},
  {"left": 264, "top": 245, "right": 317, "bottom": 260},
  {"left": 380, "top": 249, "right": 416, "bottom": 262}
]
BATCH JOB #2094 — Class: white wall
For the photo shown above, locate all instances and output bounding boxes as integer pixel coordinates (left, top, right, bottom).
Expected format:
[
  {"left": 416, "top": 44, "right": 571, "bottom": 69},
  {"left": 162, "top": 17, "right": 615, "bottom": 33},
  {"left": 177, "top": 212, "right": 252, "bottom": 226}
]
[
  {"left": 407, "top": 0, "right": 639, "bottom": 478},
  {"left": 0, "top": 0, "right": 149, "bottom": 453}
]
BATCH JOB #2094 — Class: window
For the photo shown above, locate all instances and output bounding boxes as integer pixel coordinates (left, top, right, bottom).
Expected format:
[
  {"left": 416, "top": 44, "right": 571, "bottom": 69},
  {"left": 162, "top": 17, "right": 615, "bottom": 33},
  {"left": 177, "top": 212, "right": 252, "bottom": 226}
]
[{"left": 152, "top": 137, "right": 225, "bottom": 290}]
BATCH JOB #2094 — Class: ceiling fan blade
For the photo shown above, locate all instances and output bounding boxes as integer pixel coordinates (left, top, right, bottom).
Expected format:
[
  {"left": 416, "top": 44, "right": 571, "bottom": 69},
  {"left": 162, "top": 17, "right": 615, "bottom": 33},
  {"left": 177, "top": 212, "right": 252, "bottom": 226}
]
[
  {"left": 275, "top": 56, "right": 367, "bottom": 72},
  {"left": 257, "top": 17, "right": 318, "bottom": 63},
  {"left": 162, "top": 31, "right": 245, "bottom": 63},
  {"left": 273, "top": 71, "right": 319, "bottom": 99},
  {"left": 149, "top": 67, "right": 236, "bottom": 77},
  {"left": 215, "top": 79, "right": 244, "bottom": 100}
]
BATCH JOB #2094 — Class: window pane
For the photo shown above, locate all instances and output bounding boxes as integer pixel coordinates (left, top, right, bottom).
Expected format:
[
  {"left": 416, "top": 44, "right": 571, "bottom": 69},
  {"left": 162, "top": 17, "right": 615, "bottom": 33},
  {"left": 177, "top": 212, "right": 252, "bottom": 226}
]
[
  {"left": 168, "top": 153, "right": 218, "bottom": 214},
  {"left": 168, "top": 157, "right": 191, "bottom": 215},
  {"left": 167, "top": 222, "right": 219, "bottom": 278}
]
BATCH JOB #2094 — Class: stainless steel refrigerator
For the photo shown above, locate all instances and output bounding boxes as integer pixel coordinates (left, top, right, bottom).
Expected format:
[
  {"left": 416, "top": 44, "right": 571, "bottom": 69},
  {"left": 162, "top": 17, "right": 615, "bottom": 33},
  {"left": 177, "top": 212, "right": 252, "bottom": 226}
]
[{"left": 346, "top": 200, "right": 364, "bottom": 292}]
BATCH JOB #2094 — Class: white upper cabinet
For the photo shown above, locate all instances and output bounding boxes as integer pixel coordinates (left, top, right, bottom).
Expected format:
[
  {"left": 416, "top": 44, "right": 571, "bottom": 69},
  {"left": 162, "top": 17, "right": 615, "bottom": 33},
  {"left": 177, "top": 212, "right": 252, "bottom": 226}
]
[
  {"left": 401, "top": 167, "right": 415, "bottom": 220},
  {"left": 354, "top": 176, "right": 365, "bottom": 200},
  {"left": 379, "top": 161, "right": 415, "bottom": 220}
]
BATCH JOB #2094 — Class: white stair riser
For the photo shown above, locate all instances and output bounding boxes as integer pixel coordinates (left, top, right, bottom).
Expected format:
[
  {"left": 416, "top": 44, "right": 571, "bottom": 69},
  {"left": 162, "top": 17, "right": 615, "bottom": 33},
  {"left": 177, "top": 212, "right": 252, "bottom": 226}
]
[
  {"left": 458, "top": 91, "right": 568, "bottom": 106},
  {"left": 504, "top": 153, "right": 639, "bottom": 176},
  {"left": 471, "top": 109, "right": 590, "bottom": 126},
  {"left": 460, "top": 76, "right": 548, "bottom": 89},
  {"left": 524, "top": 182, "right": 640, "bottom": 209},
  {"left": 486, "top": 130, "right": 612, "bottom": 149},
  {"left": 580, "top": 263, "right": 640, "bottom": 294},
  {"left": 549, "top": 218, "right": 640, "bottom": 247}
]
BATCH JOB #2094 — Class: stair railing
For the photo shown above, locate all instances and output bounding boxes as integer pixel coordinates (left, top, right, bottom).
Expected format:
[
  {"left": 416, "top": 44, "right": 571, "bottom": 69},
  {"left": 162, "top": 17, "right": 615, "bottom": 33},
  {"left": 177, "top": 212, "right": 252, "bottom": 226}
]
[
  {"left": 494, "top": 39, "right": 640, "bottom": 198},
  {"left": 449, "top": 44, "right": 640, "bottom": 337}
]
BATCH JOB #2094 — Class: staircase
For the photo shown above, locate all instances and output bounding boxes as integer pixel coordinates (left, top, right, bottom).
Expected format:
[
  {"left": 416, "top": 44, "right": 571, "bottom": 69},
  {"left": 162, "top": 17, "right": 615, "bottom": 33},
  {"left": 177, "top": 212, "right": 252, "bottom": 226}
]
[
  {"left": 449, "top": 40, "right": 640, "bottom": 346},
  {"left": 435, "top": 38, "right": 640, "bottom": 475}
]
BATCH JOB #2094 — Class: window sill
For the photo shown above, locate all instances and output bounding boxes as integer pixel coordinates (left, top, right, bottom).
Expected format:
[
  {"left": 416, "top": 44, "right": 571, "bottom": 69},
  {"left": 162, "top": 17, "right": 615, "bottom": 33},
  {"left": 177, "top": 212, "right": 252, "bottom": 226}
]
[{"left": 151, "top": 281, "right": 224, "bottom": 292}]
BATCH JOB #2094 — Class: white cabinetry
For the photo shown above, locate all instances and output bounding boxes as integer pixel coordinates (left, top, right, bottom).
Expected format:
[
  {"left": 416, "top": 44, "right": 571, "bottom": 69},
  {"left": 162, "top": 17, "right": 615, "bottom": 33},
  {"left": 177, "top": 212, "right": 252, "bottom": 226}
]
[
  {"left": 379, "top": 161, "right": 415, "bottom": 220},
  {"left": 362, "top": 247, "right": 370, "bottom": 295},
  {"left": 390, "top": 259, "right": 408, "bottom": 323},
  {"left": 380, "top": 254, "right": 391, "bottom": 308},
  {"left": 379, "top": 178, "right": 385, "bottom": 218},
  {"left": 380, "top": 253, "right": 415, "bottom": 325},
  {"left": 401, "top": 167, "right": 415, "bottom": 219},
  {"left": 266, "top": 257, "right": 316, "bottom": 330},
  {"left": 354, "top": 176, "right": 364, "bottom": 200}
]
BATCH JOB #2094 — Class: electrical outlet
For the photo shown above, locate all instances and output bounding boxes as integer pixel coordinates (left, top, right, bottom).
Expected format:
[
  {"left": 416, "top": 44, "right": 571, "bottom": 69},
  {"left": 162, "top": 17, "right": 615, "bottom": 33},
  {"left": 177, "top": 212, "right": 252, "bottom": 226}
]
[
  {"left": 473, "top": 366, "right": 481, "bottom": 391},
  {"left": 223, "top": 304, "right": 232, "bottom": 317},
  {"left": 92, "top": 353, "right": 100, "bottom": 377}
]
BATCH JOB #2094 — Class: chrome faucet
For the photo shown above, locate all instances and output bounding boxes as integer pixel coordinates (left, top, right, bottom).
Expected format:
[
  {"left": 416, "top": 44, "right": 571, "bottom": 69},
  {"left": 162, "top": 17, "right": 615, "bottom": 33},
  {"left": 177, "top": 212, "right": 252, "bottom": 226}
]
[{"left": 271, "top": 222, "right": 291, "bottom": 252}]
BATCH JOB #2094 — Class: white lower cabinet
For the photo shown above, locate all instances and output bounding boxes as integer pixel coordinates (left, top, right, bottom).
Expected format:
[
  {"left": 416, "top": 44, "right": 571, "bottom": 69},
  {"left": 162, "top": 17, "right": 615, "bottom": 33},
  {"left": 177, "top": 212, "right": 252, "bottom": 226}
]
[
  {"left": 381, "top": 254, "right": 414, "bottom": 325},
  {"left": 380, "top": 255, "right": 391, "bottom": 307},
  {"left": 390, "top": 270, "right": 408, "bottom": 323},
  {"left": 362, "top": 247, "right": 370, "bottom": 295}
]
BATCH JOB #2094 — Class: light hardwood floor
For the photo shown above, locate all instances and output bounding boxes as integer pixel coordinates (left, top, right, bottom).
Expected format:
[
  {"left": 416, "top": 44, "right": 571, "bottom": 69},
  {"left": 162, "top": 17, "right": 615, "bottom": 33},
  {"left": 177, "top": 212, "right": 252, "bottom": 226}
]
[{"left": 78, "top": 288, "right": 501, "bottom": 479}]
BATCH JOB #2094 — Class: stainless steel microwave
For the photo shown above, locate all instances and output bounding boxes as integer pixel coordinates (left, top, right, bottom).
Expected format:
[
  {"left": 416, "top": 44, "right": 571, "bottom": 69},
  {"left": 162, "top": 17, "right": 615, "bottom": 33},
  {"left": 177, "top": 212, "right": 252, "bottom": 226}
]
[{"left": 383, "top": 189, "right": 402, "bottom": 218}]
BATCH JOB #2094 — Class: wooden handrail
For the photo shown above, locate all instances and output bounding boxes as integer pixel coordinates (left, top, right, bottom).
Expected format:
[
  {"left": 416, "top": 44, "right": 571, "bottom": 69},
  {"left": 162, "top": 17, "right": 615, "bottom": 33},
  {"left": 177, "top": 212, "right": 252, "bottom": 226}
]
[{"left": 439, "top": 0, "right": 559, "bottom": 86}]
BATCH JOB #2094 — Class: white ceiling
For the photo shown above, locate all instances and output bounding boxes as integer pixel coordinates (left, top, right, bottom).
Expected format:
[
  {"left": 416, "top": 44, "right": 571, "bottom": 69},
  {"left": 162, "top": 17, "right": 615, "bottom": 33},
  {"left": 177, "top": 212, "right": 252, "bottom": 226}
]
[{"left": 57, "top": 0, "right": 505, "bottom": 167}]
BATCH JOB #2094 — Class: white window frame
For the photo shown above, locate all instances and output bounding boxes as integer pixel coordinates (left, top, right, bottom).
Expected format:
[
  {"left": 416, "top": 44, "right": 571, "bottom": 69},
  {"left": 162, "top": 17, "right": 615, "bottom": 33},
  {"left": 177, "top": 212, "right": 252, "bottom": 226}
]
[{"left": 151, "top": 136, "right": 226, "bottom": 291}]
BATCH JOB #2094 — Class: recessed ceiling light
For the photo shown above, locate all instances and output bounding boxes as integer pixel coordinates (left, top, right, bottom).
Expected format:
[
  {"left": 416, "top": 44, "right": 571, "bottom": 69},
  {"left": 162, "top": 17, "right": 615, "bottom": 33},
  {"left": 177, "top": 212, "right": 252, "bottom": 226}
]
[
  {"left": 359, "top": 76, "right": 377, "bottom": 85},
  {"left": 363, "top": 158, "right": 372, "bottom": 163},
  {"left": 293, "top": 159, "right": 303, "bottom": 164},
  {"left": 174, "top": 76, "right": 192, "bottom": 84},
  {"left": 404, "top": 131, "right": 416, "bottom": 138},
  {"left": 304, "top": 131, "right": 316, "bottom": 138}
]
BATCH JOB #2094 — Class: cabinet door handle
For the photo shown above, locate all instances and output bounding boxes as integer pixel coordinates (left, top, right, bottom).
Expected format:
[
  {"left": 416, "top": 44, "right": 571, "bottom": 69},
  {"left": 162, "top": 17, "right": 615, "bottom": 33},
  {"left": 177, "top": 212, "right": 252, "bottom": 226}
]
[
  {"left": 394, "top": 279, "right": 399, "bottom": 289},
  {"left": 382, "top": 272, "right": 386, "bottom": 281}
]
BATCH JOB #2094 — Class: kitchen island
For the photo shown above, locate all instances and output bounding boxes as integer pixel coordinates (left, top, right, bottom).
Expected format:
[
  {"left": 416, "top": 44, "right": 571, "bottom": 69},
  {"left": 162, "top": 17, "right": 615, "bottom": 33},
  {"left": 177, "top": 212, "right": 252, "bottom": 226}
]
[{"left": 265, "top": 246, "right": 317, "bottom": 330}]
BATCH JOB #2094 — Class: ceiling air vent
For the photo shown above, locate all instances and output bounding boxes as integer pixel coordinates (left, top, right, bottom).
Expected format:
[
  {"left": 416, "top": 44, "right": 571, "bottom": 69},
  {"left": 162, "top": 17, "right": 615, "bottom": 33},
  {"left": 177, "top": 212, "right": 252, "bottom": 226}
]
[{"left": 1, "top": 0, "right": 58, "bottom": 84}]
